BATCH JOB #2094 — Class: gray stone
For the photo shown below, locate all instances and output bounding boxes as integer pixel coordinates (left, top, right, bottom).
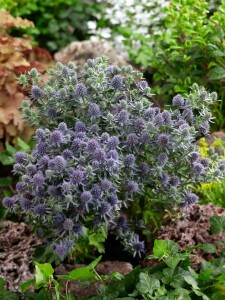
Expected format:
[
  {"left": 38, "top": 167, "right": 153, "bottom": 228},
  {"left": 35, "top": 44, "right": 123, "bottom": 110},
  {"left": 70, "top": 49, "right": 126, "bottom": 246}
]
[{"left": 54, "top": 40, "right": 129, "bottom": 68}]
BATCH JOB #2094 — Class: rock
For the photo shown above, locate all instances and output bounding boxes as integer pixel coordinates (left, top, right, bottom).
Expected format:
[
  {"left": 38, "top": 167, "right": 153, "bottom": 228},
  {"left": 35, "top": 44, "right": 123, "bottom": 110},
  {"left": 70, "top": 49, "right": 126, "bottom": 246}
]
[
  {"left": 54, "top": 40, "right": 129, "bottom": 68},
  {"left": 96, "top": 260, "right": 133, "bottom": 275},
  {"left": 0, "top": 221, "right": 41, "bottom": 292},
  {"left": 55, "top": 264, "right": 99, "bottom": 299},
  {"left": 55, "top": 260, "right": 133, "bottom": 298}
]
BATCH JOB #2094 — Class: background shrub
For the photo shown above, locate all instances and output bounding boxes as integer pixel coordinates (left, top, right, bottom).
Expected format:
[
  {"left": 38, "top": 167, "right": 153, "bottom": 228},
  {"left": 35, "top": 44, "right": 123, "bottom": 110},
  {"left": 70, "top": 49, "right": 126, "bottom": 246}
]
[
  {"left": 90, "top": 0, "right": 225, "bottom": 130},
  {"left": 1, "top": 0, "right": 103, "bottom": 53}
]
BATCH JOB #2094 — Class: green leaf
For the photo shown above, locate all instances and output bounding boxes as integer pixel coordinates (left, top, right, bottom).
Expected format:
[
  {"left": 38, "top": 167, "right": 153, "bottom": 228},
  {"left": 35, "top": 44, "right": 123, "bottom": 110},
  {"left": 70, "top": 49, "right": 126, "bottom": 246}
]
[
  {"left": 5, "top": 143, "right": 17, "bottom": 156},
  {"left": 17, "top": 137, "right": 30, "bottom": 152},
  {"left": 208, "top": 67, "right": 225, "bottom": 80},
  {"left": 0, "top": 153, "right": 15, "bottom": 165},
  {"left": 192, "top": 289, "right": 210, "bottom": 300},
  {"left": 200, "top": 244, "right": 217, "bottom": 253},
  {"left": 198, "top": 269, "right": 211, "bottom": 281},
  {"left": 89, "top": 233, "right": 105, "bottom": 253},
  {"left": 58, "top": 256, "right": 101, "bottom": 281},
  {"left": 114, "top": 298, "right": 136, "bottom": 300},
  {"left": 20, "top": 278, "right": 35, "bottom": 293},
  {"left": 35, "top": 262, "right": 54, "bottom": 277},
  {"left": 165, "top": 254, "right": 184, "bottom": 269},
  {"left": 167, "top": 240, "right": 179, "bottom": 255},
  {"left": 210, "top": 216, "right": 225, "bottom": 234},
  {"left": 183, "top": 275, "right": 199, "bottom": 290},
  {"left": 87, "top": 255, "right": 102, "bottom": 269},
  {"left": 0, "top": 177, "right": 13, "bottom": 187},
  {"left": 34, "top": 262, "right": 54, "bottom": 289},
  {"left": 0, "top": 277, "right": 19, "bottom": 300},
  {"left": 136, "top": 273, "right": 160, "bottom": 295},
  {"left": 153, "top": 240, "right": 168, "bottom": 259}
]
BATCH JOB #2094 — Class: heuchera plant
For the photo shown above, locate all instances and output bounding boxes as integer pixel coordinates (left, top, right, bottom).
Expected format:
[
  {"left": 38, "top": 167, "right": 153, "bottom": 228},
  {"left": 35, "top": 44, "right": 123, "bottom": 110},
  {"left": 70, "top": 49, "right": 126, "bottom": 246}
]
[
  {"left": 3, "top": 57, "right": 225, "bottom": 259},
  {"left": 0, "top": 10, "right": 53, "bottom": 150}
]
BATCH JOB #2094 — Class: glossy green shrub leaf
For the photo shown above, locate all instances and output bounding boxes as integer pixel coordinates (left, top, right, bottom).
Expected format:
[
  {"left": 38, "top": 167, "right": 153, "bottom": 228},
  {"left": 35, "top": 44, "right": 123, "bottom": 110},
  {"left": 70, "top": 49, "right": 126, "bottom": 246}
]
[
  {"left": 208, "top": 67, "right": 225, "bottom": 80},
  {"left": 210, "top": 216, "right": 225, "bottom": 234}
]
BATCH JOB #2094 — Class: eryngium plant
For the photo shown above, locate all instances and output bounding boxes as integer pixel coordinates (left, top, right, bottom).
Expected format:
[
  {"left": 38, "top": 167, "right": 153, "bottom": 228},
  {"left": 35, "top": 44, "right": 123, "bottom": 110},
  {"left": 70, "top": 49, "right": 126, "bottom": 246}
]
[
  {"left": 19, "top": 57, "right": 225, "bottom": 205},
  {"left": 4, "top": 57, "right": 225, "bottom": 258},
  {"left": 3, "top": 123, "right": 146, "bottom": 258}
]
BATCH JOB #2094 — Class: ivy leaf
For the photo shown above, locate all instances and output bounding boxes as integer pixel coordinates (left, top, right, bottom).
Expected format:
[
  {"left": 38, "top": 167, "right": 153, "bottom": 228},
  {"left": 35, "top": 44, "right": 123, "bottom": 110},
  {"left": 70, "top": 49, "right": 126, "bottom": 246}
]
[
  {"left": 210, "top": 216, "right": 225, "bottom": 234},
  {"left": 57, "top": 266, "right": 95, "bottom": 281},
  {"left": 183, "top": 275, "right": 199, "bottom": 290},
  {"left": 136, "top": 273, "right": 160, "bottom": 295},
  {"left": 34, "top": 262, "right": 54, "bottom": 289},
  {"left": 153, "top": 240, "right": 168, "bottom": 259},
  {"left": 165, "top": 254, "right": 184, "bottom": 269},
  {"left": 57, "top": 256, "right": 101, "bottom": 281}
]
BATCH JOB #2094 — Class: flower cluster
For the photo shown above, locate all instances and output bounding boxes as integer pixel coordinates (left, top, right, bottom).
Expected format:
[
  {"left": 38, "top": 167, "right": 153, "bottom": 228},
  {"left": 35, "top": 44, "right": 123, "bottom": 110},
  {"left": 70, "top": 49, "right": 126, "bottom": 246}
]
[
  {"left": 3, "top": 123, "right": 143, "bottom": 258},
  {"left": 87, "top": 0, "right": 170, "bottom": 58},
  {"left": 9, "top": 57, "right": 225, "bottom": 258}
]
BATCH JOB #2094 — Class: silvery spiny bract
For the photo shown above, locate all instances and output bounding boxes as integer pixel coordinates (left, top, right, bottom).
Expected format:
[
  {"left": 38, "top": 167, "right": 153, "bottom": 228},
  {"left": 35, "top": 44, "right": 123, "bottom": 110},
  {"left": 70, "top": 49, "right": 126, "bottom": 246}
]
[{"left": 5, "top": 56, "right": 225, "bottom": 258}]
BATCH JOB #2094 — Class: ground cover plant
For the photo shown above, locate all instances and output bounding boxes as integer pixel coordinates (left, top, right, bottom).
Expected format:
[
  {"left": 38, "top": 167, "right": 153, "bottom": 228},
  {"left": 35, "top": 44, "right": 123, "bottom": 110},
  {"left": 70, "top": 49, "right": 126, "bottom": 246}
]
[{"left": 16, "top": 233, "right": 225, "bottom": 299}]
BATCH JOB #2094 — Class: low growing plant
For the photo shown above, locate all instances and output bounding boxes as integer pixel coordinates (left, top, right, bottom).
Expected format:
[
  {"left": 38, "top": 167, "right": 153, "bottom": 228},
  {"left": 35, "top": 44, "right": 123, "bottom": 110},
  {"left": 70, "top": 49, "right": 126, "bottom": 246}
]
[
  {"left": 3, "top": 57, "right": 225, "bottom": 259},
  {"left": 19, "top": 231, "right": 225, "bottom": 299}
]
